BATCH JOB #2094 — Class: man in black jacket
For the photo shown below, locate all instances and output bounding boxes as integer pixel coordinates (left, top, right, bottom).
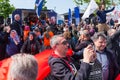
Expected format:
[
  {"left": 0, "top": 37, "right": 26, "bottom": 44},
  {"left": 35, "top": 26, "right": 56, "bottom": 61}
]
[
  {"left": 92, "top": 32, "right": 119, "bottom": 80},
  {"left": 10, "top": 14, "right": 23, "bottom": 38},
  {"left": 45, "top": 34, "right": 102, "bottom": 80}
]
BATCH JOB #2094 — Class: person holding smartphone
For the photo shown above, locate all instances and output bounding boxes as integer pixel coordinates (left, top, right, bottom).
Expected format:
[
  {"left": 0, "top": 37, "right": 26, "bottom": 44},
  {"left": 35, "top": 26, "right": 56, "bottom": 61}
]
[{"left": 45, "top": 34, "right": 102, "bottom": 80}]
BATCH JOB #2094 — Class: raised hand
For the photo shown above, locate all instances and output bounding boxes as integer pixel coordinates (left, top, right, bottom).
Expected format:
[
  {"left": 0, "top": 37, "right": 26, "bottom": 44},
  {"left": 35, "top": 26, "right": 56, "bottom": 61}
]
[{"left": 83, "top": 44, "right": 96, "bottom": 63}]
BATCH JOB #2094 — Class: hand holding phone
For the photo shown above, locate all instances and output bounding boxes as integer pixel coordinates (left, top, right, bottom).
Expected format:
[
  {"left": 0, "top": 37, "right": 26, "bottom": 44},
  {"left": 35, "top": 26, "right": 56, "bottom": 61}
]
[{"left": 83, "top": 44, "right": 96, "bottom": 63}]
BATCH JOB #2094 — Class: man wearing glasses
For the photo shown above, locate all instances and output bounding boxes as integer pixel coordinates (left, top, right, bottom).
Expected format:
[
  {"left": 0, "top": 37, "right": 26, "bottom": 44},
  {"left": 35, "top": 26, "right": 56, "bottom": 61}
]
[{"left": 45, "top": 34, "right": 102, "bottom": 80}]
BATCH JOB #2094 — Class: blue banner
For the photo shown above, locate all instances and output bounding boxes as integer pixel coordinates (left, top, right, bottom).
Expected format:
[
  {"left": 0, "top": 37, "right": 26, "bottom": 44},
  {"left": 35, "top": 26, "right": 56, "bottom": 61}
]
[
  {"left": 35, "top": 0, "right": 44, "bottom": 17},
  {"left": 74, "top": 6, "right": 80, "bottom": 25},
  {"left": 68, "top": 8, "right": 72, "bottom": 26}
]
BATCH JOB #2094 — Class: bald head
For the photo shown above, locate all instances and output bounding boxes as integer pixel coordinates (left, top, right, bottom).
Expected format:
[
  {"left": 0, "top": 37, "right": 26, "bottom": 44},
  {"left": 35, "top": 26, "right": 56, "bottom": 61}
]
[{"left": 14, "top": 14, "right": 20, "bottom": 21}]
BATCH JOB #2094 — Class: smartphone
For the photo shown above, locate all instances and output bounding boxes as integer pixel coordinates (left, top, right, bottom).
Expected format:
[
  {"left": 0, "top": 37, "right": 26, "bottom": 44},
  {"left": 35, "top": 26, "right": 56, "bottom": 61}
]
[
  {"left": 90, "top": 43, "right": 96, "bottom": 63},
  {"left": 90, "top": 43, "right": 96, "bottom": 51}
]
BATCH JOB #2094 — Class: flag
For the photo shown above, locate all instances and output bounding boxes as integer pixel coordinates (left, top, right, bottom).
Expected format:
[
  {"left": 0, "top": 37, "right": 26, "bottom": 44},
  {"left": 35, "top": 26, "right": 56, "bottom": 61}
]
[
  {"left": 35, "top": 0, "right": 44, "bottom": 17},
  {"left": 116, "top": 74, "right": 120, "bottom": 80},
  {"left": 82, "top": 0, "right": 98, "bottom": 20},
  {"left": 0, "top": 49, "right": 73, "bottom": 80},
  {"left": 68, "top": 8, "right": 72, "bottom": 26},
  {"left": 74, "top": 6, "right": 80, "bottom": 25}
]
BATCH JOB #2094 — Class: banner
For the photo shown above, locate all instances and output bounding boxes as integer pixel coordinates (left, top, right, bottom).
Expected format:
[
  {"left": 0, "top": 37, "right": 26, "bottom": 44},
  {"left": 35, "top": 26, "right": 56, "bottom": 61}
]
[
  {"left": 82, "top": 0, "right": 98, "bottom": 20},
  {"left": 57, "top": 14, "right": 64, "bottom": 25},
  {"left": 35, "top": 0, "right": 44, "bottom": 17},
  {"left": 68, "top": 8, "right": 72, "bottom": 26},
  {"left": 74, "top": 6, "right": 80, "bottom": 25}
]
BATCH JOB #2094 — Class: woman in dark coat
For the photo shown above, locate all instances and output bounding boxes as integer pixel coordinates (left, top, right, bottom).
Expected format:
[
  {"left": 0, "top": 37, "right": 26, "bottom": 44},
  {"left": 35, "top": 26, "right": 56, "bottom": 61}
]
[{"left": 20, "top": 32, "right": 41, "bottom": 55}]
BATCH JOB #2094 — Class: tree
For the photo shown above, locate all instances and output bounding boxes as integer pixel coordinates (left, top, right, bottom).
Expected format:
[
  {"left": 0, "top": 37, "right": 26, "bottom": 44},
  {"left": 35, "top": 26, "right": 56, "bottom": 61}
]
[
  {"left": 0, "top": 0, "right": 15, "bottom": 19},
  {"left": 42, "top": 0, "right": 47, "bottom": 10},
  {"left": 73, "top": 0, "right": 83, "bottom": 5}
]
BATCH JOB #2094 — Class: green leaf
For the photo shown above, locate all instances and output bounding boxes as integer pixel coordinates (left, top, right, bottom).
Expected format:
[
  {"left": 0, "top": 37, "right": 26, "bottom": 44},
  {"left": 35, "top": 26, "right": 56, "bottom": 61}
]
[{"left": 0, "top": 0, "right": 15, "bottom": 18}]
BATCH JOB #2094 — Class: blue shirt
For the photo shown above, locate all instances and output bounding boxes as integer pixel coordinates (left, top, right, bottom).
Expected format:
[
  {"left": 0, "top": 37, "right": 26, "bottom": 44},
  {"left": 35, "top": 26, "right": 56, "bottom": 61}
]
[{"left": 96, "top": 51, "right": 109, "bottom": 80}]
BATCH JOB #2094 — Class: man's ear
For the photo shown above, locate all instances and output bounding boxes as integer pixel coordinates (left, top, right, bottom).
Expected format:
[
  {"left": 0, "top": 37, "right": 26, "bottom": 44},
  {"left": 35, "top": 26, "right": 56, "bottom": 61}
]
[{"left": 52, "top": 45, "right": 57, "bottom": 49}]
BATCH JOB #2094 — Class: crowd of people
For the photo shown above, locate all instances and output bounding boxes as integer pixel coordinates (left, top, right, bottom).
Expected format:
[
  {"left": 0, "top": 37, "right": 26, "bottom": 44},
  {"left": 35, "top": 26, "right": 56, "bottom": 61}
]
[{"left": 0, "top": 2, "right": 120, "bottom": 80}]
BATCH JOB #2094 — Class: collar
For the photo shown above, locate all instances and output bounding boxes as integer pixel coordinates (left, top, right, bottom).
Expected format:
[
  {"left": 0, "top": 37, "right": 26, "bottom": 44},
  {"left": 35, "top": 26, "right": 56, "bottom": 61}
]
[
  {"left": 96, "top": 50, "right": 105, "bottom": 54},
  {"left": 51, "top": 52, "right": 71, "bottom": 61}
]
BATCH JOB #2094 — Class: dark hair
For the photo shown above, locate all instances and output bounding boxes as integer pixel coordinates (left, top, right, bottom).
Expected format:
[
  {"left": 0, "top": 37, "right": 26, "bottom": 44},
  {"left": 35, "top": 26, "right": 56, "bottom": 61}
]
[
  {"left": 99, "top": 3, "right": 105, "bottom": 9},
  {"left": 91, "top": 32, "right": 107, "bottom": 41},
  {"left": 29, "top": 31, "right": 35, "bottom": 36},
  {"left": 28, "top": 32, "right": 36, "bottom": 40}
]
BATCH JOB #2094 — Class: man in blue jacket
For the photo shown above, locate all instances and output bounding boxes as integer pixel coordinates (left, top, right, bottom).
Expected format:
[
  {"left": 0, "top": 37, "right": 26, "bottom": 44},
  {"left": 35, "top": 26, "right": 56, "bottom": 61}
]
[{"left": 97, "top": 3, "right": 115, "bottom": 32}]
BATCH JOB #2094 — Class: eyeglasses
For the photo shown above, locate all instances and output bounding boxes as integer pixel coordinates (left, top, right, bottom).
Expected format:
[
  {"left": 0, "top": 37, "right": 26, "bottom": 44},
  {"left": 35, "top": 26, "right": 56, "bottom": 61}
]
[{"left": 61, "top": 40, "right": 68, "bottom": 45}]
